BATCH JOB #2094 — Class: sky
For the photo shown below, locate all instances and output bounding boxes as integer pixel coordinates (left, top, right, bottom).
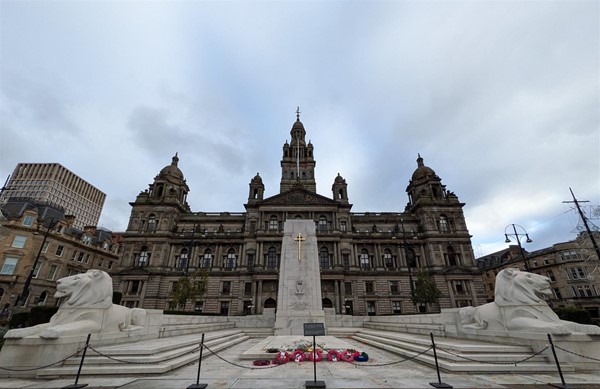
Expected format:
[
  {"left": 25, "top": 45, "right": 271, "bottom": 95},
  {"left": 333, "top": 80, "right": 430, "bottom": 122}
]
[{"left": 1, "top": 0, "right": 598, "bottom": 258}]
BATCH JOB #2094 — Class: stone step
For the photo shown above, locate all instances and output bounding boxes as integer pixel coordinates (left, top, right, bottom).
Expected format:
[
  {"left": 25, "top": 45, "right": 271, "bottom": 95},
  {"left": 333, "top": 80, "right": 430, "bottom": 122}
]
[
  {"left": 351, "top": 329, "right": 574, "bottom": 374},
  {"left": 241, "top": 328, "right": 274, "bottom": 338},
  {"left": 36, "top": 332, "right": 250, "bottom": 378},
  {"left": 364, "top": 321, "right": 446, "bottom": 336},
  {"left": 326, "top": 327, "right": 362, "bottom": 337},
  {"left": 159, "top": 321, "right": 236, "bottom": 337}
]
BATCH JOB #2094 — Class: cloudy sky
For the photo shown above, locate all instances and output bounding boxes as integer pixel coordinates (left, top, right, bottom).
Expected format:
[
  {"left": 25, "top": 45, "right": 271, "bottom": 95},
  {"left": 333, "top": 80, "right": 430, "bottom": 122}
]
[{"left": 1, "top": 1, "right": 598, "bottom": 257}]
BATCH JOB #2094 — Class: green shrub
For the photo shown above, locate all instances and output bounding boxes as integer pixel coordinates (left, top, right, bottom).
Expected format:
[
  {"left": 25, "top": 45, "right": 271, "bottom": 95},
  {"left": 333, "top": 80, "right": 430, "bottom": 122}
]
[
  {"left": 8, "top": 312, "right": 29, "bottom": 329},
  {"left": 29, "top": 306, "right": 59, "bottom": 326},
  {"left": 112, "top": 291, "right": 123, "bottom": 305},
  {"left": 553, "top": 307, "right": 593, "bottom": 325}
]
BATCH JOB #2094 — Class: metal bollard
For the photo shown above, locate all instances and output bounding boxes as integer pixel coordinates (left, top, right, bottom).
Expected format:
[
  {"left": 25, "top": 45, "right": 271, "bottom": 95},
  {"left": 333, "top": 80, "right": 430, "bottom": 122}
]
[
  {"left": 187, "top": 333, "right": 208, "bottom": 389},
  {"left": 62, "top": 333, "right": 91, "bottom": 389},
  {"left": 547, "top": 334, "right": 575, "bottom": 389},
  {"left": 429, "top": 332, "right": 452, "bottom": 389}
]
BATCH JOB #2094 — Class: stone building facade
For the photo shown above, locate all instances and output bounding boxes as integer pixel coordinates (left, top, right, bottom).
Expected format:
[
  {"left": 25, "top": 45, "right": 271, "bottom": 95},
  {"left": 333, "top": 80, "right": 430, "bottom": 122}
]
[
  {"left": 478, "top": 232, "right": 600, "bottom": 319},
  {"left": 113, "top": 116, "right": 485, "bottom": 316},
  {"left": 0, "top": 199, "right": 121, "bottom": 310}
]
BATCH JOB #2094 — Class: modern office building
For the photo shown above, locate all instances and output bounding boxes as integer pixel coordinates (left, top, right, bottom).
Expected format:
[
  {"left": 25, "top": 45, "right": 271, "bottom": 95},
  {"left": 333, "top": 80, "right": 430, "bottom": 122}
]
[
  {"left": 113, "top": 115, "right": 486, "bottom": 315},
  {"left": 0, "top": 163, "right": 106, "bottom": 229}
]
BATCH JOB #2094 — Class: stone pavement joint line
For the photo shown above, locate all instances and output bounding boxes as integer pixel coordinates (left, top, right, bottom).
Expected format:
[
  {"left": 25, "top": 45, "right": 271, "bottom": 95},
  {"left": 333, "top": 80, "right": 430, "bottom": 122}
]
[{"left": 1, "top": 338, "right": 599, "bottom": 389}]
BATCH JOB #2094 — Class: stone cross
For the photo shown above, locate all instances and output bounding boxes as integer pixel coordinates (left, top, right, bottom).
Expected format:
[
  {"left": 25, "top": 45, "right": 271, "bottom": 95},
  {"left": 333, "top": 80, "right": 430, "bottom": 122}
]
[{"left": 294, "top": 232, "right": 305, "bottom": 261}]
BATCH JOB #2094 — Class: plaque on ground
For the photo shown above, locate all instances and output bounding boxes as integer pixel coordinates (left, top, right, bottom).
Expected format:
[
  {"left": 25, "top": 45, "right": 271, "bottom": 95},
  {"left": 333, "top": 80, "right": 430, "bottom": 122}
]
[{"left": 303, "top": 323, "right": 325, "bottom": 336}]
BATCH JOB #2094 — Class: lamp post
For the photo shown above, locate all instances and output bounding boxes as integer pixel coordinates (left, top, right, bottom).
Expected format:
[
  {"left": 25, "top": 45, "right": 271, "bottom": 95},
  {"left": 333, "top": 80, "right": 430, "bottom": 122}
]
[
  {"left": 504, "top": 224, "right": 533, "bottom": 271},
  {"left": 15, "top": 217, "right": 55, "bottom": 307},
  {"left": 398, "top": 220, "right": 417, "bottom": 313}
]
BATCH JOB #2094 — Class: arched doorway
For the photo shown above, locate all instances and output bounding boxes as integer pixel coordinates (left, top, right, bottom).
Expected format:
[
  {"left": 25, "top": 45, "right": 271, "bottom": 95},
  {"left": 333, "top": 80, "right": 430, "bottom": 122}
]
[
  {"left": 264, "top": 298, "right": 276, "bottom": 309},
  {"left": 322, "top": 298, "right": 333, "bottom": 308}
]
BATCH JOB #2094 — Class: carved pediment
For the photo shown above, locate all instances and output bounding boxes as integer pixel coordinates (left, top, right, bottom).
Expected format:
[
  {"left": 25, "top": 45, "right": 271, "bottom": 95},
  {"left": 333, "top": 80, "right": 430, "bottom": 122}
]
[
  {"left": 115, "top": 267, "right": 152, "bottom": 276},
  {"left": 259, "top": 188, "right": 339, "bottom": 207}
]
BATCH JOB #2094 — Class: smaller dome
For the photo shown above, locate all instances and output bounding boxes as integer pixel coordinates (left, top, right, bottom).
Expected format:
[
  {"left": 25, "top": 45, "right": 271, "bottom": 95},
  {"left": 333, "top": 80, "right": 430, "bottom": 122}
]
[
  {"left": 159, "top": 153, "right": 184, "bottom": 180},
  {"left": 251, "top": 172, "right": 263, "bottom": 183},
  {"left": 334, "top": 173, "right": 346, "bottom": 184},
  {"left": 411, "top": 154, "right": 436, "bottom": 181}
]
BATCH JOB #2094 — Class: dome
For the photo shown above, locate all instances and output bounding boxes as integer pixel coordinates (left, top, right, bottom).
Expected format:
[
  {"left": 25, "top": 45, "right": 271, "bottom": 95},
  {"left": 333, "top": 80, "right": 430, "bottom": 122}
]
[
  {"left": 251, "top": 172, "right": 263, "bottom": 184},
  {"left": 334, "top": 173, "right": 346, "bottom": 184},
  {"left": 159, "top": 153, "right": 184, "bottom": 180},
  {"left": 411, "top": 154, "right": 436, "bottom": 181}
]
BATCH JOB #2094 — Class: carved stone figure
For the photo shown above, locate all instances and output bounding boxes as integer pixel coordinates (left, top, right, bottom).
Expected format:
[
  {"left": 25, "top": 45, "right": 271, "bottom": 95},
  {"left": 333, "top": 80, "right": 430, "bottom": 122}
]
[
  {"left": 5, "top": 269, "right": 146, "bottom": 339},
  {"left": 459, "top": 268, "right": 600, "bottom": 335}
]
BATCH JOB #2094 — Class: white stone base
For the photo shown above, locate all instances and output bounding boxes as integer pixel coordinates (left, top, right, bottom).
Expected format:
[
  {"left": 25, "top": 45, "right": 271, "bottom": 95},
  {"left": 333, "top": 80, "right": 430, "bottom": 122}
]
[{"left": 274, "top": 310, "right": 326, "bottom": 336}]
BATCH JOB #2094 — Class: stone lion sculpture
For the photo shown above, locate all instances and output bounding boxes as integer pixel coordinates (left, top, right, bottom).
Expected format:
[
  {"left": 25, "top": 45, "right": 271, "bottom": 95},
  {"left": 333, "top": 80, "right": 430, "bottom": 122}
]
[
  {"left": 459, "top": 268, "right": 600, "bottom": 335},
  {"left": 5, "top": 269, "right": 146, "bottom": 339}
]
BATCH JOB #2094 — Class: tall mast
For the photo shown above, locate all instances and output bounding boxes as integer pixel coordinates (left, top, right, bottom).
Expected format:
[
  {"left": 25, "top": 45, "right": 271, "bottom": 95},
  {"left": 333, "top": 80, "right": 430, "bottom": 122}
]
[{"left": 563, "top": 187, "right": 600, "bottom": 260}]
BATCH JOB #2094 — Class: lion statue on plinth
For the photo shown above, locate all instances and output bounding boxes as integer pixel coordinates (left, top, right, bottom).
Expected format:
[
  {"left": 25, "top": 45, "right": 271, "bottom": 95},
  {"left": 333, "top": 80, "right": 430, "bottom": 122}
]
[
  {"left": 459, "top": 268, "right": 600, "bottom": 335},
  {"left": 5, "top": 269, "right": 146, "bottom": 339}
]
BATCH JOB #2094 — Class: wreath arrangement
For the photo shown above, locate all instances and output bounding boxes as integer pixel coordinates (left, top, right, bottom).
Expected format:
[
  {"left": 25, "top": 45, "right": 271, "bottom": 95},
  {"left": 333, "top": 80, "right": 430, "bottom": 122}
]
[
  {"left": 354, "top": 352, "right": 369, "bottom": 362},
  {"left": 341, "top": 349, "right": 360, "bottom": 362},
  {"left": 291, "top": 349, "right": 306, "bottom": 362},
  {"left": 274, "top": 351, "right": 290, "bottom": 364},
  {"left": 252, "top": 359, "right": 271, "bottom": 366},
  {"left": 326, "top": 349, "right": 342, "bottom": 362},
  {"left": 307, "top": 349, "right": 323, "bottom": 362}
]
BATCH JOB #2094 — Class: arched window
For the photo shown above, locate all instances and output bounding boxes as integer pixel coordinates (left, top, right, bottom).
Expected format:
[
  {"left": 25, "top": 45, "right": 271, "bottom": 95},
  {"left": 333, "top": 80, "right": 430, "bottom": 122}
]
[
  {"left": 138, "top": 246, "right": 150, "bottom": 267},
  {"left": 37, "top": 291, "right": 48, "bottom": 306},
  {"left": 178, "top": 248, "right": 189, "bottom": 270},
  {"left": 320, "top": 247, "right": 330, "bottom": 269},
  {"left": 147, "top": 214, "right": 157, "bottom": 232},
  {"left": 202, "top": 249, "right": 212, "bottom": 269},
  {"left": 267, "top": 247, "right": 277, "bottom": 269},
  {"left": 445, "top": 246, "right": 460, "bottom": 267},
  {"left": 360, "top": 249, "right": 370, "bottom": 269},
  {"left": 438, "top": 215, "right": 448, "bottom": 232},
  {"left": 322, "top": 298, "right": 333, "bottom": 308},
  {"left": 318, "top": 216, "right": 328, "bottom": 231},
  {"left": 225, "top": 248, "right": 237, "bottom": 269},
  {"left": 383, "top": 249, "right": 394, "bottom": 268},
  {"left": 268, "top": 216, "right": 279, "bottom": 231}
]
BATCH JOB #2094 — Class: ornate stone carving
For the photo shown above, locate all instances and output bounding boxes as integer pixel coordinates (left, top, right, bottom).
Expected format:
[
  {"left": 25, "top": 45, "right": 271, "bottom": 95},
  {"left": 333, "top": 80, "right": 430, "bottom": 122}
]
[
  {"left": 459, "top": 268, "right": 600, "bottom": 335},
  {"left": 5, "top": 270, "right": 146, "bottom": 339}
]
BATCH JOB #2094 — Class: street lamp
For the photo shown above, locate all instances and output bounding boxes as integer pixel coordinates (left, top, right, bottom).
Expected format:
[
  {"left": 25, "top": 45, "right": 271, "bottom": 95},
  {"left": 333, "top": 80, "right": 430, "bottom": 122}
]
[
  {"left": 15, "top": 217, "right": 56, "bottom": 307},
  {"left": 504, "top": 224, "right": 533, "bottom": 271},
  {"left": 396, "top": 219, "right": 418, "bottom": 313}
]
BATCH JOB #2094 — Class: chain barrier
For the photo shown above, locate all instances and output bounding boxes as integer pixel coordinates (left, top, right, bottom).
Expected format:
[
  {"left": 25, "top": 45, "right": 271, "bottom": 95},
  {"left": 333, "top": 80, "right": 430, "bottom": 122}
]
[
  {"left": 554, "top": 344, "right": 600, "bottom": 362},
  {"left": 0, "top": 346, "right": 87, "bottom": 372},
  {"left": 349, "top": 346, "right": 433, "bottom": 367},
  {"left": 435, "top": 345, "right": 550, "bottom": 366},
  {"left": 202, "top": 344, "right": 285, "bottom": 370},
  {"left": 87, "top": 345, "right": 201, "bottom": 365}
]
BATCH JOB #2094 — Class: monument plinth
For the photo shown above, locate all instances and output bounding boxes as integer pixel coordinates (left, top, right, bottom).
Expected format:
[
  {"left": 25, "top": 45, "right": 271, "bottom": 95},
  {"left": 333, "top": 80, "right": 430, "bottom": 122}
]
[{"left": 274, "top": 220, "right": 325, "bottom": 335}]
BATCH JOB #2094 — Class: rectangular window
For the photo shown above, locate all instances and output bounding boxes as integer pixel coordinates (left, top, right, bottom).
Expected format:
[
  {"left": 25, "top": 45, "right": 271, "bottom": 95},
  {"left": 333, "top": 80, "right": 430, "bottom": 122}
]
[
  {"left": 42, "top": 241, "right": 49, "bottom": 253},
  {"left": 222, "top": 281, "right": 231, "bottom": 295},
  {"left": 340, "top": 221, "right": 347, "bottom": 232},
  {"left": 195, "top": 301, "right": 204, "bottom": 312},
  {"left": 389, "top": 281, "right": 400, "bottom": 295},
  {"left": 55, "top": 245, "right": 64, "bottom": 257},
  {"left": 71, "top": 250, "right": 78, "bottom": 261},
  {"left": 365, "top": 281, "right": 374, "bottom": 294},
  {"left": 392, "top": 301, "right": 402, "bottom": 314},
  {"left": 32, "top": 262, "right": 42, "bottom": 278},
  {"left": 47, "top": 264, "right": 58, "bottom": 280},
  {"left": 342, "top": 254, "right": 350, "bottom": 271},
  {"left": 22, "top": 215, "right": 34, "bottom": 226},
  {"left": 547, "top": 270, "right": 556, "bottom": 282},
  {"left": 543, "top": 257, "right": 550, "bottom": 265},
  {"left": 553, "top": 288, "right": 562, "bottom": 299},
  {"left": 1, "top": 257, "right": 18, "bottom": 275},
  {"left": 12, "top": 235, "right": 27, "bottom": 248},
  {"left": 360, "top": 253, "right": 370, "bottom": 269},
  {"left": 367, "top": 301, "right": 376, "bottom": 316},
  {"left": 220, "top": 301, "right": 229, "bottom": 316},
  {"left": 108, "top": 261, "right": 113, "bottom": 270},
  {"left": 77, "top": 252, "right": 85, "bottom": 262},
  {"left": 384, "top": 253, "right": 394, "bottom": 268},
  {"left": 344, "top": 281, "right": 352, "bottom": 295},
  {"left": 247, "top": 254, "right": 254, "bottom": 271},
  {"left": 244, "top": 282, "right": 252, "bottom": 296},
  {"left": 129, "top": 280, "right": 142, "bottom": 295},
  {"left": 225, "top": 254, "right": 237, "bottom": 269}
]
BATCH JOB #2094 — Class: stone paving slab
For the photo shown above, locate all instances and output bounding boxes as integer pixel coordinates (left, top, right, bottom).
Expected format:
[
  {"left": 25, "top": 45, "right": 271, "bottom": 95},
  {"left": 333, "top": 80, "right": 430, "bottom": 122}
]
[{"left": 1, "top": 337, "right": 599, "bottom": 389}]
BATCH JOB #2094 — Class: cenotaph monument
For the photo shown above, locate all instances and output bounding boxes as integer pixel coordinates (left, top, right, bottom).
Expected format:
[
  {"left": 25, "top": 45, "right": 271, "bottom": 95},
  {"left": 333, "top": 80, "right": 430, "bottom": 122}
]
[{"left": 274, "top": 220, "right": 325, "bottom": 335}]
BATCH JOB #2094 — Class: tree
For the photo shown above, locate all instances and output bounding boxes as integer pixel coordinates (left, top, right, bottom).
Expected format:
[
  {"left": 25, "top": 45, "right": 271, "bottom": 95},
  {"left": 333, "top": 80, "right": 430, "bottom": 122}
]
[
  {"left": 411, "top": 271, "right": 441, "bottom": 309},
  {"left": 170, "top": 269, "right": 208, "bottom": 311}
]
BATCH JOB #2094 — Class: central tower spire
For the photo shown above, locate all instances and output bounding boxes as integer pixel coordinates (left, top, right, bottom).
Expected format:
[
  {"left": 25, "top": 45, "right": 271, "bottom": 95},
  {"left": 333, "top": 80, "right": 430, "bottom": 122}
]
[{"left": 280, "top": 109, "right": 316, "bottom": 193}]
